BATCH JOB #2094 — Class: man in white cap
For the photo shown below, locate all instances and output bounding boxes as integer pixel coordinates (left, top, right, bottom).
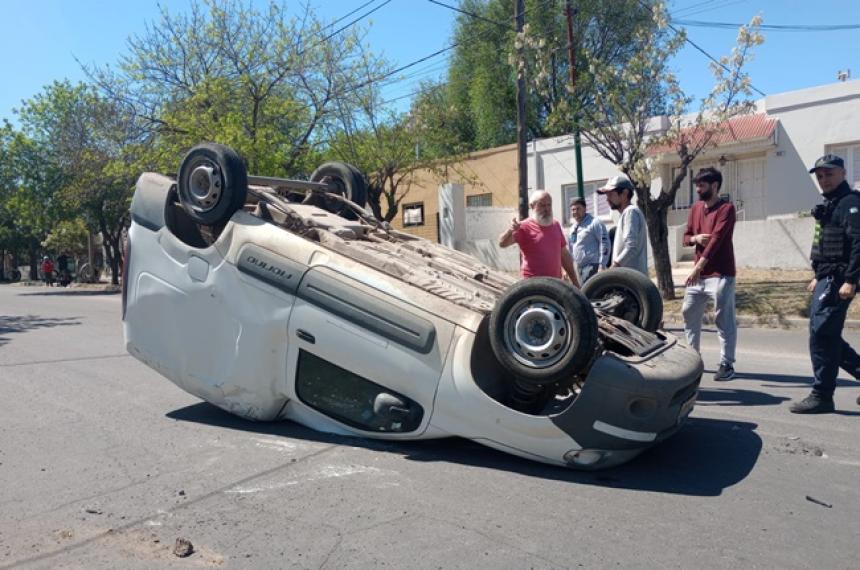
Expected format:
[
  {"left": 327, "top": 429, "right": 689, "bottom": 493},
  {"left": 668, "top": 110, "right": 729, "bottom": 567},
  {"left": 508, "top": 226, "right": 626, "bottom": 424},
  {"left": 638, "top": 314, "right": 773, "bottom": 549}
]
[
  {"left": 597, "top": 175, "right": 648, "bottom": 275},
  {"left": 498, "top": 190, "right": 580, "bottom": 286}
]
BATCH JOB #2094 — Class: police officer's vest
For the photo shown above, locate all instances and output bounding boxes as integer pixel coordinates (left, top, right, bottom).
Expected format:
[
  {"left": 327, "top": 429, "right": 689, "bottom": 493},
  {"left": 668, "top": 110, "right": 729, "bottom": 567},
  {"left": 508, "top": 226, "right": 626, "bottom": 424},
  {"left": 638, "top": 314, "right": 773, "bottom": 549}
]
[{"left": 811, "top": 188, "right": 860, "bottom": 269}]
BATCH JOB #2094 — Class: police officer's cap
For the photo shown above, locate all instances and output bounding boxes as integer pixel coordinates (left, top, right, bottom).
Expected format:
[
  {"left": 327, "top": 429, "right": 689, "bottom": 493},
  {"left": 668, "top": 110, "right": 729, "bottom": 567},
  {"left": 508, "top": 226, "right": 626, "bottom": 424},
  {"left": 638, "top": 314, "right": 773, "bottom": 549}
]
[{"left": 809, "top": 154, "right": 845, "bottom": 173}]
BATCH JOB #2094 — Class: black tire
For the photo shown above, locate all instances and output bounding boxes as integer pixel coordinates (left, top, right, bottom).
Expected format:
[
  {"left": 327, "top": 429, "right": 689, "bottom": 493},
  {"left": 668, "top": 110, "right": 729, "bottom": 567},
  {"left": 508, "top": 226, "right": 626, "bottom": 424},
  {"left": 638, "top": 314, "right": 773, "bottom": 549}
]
[
  {"left": 581, "top": 268, "right": 663, "bottom": 332},
  {"left": 489, "top": 278, "right": 598, "bottom": 386},
  {"left": 78, "top": 263, "right": 96, "bottom": 283},
  {"left": 309, "top": 162, "right": 367, "bottom": 219},
  {"left": 177, "top": 143, "right": 248, "bottom": 226},
  {"left": 10, "top": 269, "right": 21, "bottom": 282}
]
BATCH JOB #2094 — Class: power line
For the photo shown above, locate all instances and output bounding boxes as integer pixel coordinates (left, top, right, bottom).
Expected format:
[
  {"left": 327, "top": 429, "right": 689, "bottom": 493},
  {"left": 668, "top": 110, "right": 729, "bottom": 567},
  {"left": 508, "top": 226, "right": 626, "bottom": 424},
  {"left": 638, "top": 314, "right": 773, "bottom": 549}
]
[
  {"left": 324, "top": 0, "right": 381, "bottom": 30},
  {"left": 635, "top": 0, "right": 766, "bottom": 97},
  {"left": 676, "top": 0, "right": 747, "bottom": 18},
  {"left": 426, "top": 0, "right": 514, "bottom": 30},
  {"left": 299, "top": 0, "right": 394, "bottom": 57},
  {"left": 671, "top": 0, "right": 722, "bottom": 17},
  {"left": 674, "top": 19, "right": 860, "bottom": 32}
]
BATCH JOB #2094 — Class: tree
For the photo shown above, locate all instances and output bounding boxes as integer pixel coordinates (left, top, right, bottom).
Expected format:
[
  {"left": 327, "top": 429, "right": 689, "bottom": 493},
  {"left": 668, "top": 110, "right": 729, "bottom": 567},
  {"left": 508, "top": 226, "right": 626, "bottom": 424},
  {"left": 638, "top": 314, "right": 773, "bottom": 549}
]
[
  {"left": 442, "top": 0, "right": 656, "bottom": 151},
  {"left": 86, "top": 0, "right": 382, "bottom": 178},
  {"left": 16, "top": 81, "right": 145, "bottom": 284},
  {"left": 576, "top": 4, "right": 764, "bottom": 298},
  {"left": 0, "top": 122, "right": 67, "bottom": 279},
  {"left": 324, "top": 41, "right": 473, "bottom": 223},
  {"left": 42, "top": 218, "right": 90, "bottom": 258}
]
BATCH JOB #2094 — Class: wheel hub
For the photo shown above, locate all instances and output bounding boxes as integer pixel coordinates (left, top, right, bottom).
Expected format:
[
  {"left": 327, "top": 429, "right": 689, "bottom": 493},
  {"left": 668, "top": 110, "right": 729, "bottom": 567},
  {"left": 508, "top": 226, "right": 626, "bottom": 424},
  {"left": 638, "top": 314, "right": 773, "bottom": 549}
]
[
  {"left": 188, "top": 164, "right": 222, "bottom": 211},
  {"left": 505, "top": 298, "right": 572, "bottom": 369}
]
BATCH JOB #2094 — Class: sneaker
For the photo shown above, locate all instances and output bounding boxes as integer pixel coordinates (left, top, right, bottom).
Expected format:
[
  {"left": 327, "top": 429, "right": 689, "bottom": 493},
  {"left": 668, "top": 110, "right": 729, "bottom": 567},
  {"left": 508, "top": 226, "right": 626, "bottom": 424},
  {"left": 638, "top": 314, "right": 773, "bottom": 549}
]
[
  {"left": 714, "top": 363, "right": 735, "bottom": 382},
  {"left": 789, "top": 393, "right": 835, "bottom": 414}
]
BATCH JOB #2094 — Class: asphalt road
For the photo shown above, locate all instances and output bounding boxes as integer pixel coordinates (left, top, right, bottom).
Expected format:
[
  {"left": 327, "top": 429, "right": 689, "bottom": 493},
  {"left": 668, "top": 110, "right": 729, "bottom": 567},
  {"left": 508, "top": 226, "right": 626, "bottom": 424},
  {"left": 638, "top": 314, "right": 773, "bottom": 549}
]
[{"left": 1, "top": 284, "right": 858, "bottom": 569}]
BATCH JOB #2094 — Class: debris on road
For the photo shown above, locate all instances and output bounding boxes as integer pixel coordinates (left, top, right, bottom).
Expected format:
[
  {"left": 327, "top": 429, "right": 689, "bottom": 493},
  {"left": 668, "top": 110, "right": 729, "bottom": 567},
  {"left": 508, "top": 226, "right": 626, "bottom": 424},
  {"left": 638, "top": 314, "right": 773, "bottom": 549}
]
[
  {"left": 805, "top": 495, "right": 833, "bottom": 509},
  {"left": 174, "top": 537, "right": 194, "bottom": 557},
  {"left": 84, "top": 508, "right": 103, "bottom": 515}
]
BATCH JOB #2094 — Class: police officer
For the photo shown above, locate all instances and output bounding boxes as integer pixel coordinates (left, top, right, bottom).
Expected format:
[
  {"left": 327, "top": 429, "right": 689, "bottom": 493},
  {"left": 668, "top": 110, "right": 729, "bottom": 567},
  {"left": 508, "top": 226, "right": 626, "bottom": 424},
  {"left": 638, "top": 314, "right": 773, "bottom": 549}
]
[{"left": 791, "top": 154, "right": 860, "bottom": 414}]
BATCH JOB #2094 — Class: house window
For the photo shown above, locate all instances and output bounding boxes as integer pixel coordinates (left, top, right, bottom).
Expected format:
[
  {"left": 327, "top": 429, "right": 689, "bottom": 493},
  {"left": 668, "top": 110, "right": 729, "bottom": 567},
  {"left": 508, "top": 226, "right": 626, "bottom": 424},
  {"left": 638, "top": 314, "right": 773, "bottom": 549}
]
[
  {"left": 827, "top": 143, "right": 860, "bottom": 190},
  {"left": 466, "top": 193, "right": 493, "bottom": 207},
  {"left": 402, "top": 202, "right": 425, "bottom": 227},
  {"left": 561, "top": 181, "right": 609, "bottom": 225}
]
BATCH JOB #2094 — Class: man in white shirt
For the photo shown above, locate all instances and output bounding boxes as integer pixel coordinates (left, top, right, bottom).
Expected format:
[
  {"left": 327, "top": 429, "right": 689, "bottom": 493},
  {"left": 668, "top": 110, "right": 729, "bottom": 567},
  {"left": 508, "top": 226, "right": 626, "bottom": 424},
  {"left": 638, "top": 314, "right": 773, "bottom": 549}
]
[{"left": 597, "top": 175, "right": 648, "bottom": 275}]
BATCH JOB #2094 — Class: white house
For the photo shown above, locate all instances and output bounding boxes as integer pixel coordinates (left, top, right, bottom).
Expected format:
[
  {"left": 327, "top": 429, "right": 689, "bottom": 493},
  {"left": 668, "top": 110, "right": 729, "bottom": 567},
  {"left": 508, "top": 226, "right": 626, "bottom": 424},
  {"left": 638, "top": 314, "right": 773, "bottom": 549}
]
[{"left": 528, "top": 79, "right": 860, "bottom": 233}]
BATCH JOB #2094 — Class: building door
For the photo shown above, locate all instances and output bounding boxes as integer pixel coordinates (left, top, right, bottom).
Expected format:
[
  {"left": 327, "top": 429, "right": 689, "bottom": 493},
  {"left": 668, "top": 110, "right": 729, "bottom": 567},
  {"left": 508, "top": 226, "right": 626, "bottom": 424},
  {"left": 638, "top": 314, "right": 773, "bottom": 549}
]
[{"left": 736, "top": 158, "right": 766, "bottom": 221}]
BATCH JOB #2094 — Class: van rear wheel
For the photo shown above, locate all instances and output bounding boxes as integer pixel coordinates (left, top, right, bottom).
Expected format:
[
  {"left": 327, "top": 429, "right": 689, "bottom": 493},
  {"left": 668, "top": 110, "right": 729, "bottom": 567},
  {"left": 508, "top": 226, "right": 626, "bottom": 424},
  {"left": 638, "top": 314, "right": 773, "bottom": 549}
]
[{"left": 177, "top": 143, "right": 248, "bottom": 226}]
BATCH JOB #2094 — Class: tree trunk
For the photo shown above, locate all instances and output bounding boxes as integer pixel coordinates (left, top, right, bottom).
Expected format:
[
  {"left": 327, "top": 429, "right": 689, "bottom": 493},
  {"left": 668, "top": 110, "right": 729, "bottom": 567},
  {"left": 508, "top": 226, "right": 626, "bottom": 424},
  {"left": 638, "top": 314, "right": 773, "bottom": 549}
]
[
  {"left": 645, "top": 203, "right": 675, "bottom": 299},
  {"left": 29, "top": 248, "right": 38, "bottom": 281},
  {"left": 100, "top": 230, "right": 121, "bottom": 285}
]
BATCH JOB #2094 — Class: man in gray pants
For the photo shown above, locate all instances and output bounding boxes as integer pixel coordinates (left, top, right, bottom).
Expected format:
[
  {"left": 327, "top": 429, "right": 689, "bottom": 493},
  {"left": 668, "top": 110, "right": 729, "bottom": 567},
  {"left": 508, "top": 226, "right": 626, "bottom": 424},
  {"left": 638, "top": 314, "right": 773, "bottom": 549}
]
[{"left": 682, "top": 167, "right": 737, "bottom": 381}]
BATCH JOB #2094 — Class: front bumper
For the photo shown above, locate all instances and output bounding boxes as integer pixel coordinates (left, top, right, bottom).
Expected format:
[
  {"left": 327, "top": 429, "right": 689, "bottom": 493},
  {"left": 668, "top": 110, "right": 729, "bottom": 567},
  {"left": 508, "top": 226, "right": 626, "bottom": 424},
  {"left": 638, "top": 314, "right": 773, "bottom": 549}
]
[{"left": 551, "top": 335, "right": 703, "bottom": 454}]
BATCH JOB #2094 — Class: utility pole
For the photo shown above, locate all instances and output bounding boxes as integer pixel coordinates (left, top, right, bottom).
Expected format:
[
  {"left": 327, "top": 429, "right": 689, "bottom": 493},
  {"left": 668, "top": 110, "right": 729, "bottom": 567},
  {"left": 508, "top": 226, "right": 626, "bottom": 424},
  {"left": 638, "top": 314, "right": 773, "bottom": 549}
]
[
  {"left": 515, "top": 0, "right": 529, "bottom": 221},
  {"left": 565, "top": 0, "right": 586, "bottom": 200}
]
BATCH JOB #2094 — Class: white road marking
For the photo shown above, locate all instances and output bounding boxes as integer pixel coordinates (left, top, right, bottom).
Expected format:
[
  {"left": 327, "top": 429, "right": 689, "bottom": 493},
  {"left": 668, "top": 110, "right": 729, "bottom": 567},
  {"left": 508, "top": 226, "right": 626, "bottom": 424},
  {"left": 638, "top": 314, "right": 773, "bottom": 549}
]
[{"left": 225, "top": 464, "right": 396, "bottom": 494}]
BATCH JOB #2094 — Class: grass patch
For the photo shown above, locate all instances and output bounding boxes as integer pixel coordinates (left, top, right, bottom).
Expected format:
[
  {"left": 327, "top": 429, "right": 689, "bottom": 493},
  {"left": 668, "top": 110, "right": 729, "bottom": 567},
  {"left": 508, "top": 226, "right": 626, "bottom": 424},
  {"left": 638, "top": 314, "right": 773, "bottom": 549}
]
[{"left": 663, "top": 269, "right": 860, "bottom": 321}]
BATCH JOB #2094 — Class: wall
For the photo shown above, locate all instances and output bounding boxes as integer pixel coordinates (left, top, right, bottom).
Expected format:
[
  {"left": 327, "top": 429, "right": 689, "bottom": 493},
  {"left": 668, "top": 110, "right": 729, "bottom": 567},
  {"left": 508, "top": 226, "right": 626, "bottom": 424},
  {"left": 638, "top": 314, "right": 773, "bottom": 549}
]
[
  {"left": 732, "top": 216, "right": 814, "bottom": 269},
  {"left": 454, "top": 207, "right": 814, "bottom": 272},
  {"left": 461, "top": 207, "right": 520, "bottom": 272},
  {"left": 763, "top": 80, "right": 860, "bottom": 218},
  {"left": 392, "top": 144, "right": 519, "bottom": 241}
]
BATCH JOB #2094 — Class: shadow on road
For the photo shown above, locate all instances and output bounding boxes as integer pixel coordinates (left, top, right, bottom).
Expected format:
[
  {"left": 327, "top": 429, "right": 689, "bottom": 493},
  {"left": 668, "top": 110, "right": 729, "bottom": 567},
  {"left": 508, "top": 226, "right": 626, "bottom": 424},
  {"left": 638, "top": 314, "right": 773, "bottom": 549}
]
[
  {"left": 728, "top": 370, "right": 860, "bottom": 390},
  {"left": 0, "top": 314, "right": 83, "bottom": 346},
  {"left": 696, "top": 387, "right": 789, "bottom": 407},
  {"left": 168, "top": 403, "right": 760, "bottom": 497},
  {"left": 20, "top": 289, "right": 119, "bottom": 296}
]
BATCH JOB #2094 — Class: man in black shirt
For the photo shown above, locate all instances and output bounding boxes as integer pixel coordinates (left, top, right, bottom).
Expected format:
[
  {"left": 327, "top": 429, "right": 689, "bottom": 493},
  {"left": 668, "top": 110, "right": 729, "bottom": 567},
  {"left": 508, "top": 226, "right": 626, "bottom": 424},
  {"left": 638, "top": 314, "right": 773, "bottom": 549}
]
[{"left": 791, "top": 155, "right": 860, "bottom": 413}]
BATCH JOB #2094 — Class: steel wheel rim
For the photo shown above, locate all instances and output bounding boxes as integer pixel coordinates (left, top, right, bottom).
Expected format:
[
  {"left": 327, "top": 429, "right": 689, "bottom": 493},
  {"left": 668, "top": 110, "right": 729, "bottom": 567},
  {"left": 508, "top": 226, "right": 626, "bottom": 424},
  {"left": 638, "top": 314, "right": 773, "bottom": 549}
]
[
  {"left": 186, "top": 161, "right": 222, "bottom": 212},
  {"left": 503, "top": 295, "right": 574, "bottom": 369}
]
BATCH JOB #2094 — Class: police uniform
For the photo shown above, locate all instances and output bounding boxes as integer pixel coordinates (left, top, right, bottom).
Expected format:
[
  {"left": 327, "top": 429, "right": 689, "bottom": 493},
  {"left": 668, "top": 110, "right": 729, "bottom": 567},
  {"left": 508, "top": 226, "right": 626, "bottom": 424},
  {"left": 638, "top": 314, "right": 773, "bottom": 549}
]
[{"left": 798, "top": 156, "right": 860, "bottom": 412}]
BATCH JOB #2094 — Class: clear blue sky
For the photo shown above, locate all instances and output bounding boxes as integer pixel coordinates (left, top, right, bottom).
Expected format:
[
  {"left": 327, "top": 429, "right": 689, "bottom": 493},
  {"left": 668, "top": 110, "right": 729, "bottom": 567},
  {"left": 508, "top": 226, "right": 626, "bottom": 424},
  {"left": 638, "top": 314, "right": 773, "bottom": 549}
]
[{"left": 1, "top": 0, "right": 858, "bottom": 127}]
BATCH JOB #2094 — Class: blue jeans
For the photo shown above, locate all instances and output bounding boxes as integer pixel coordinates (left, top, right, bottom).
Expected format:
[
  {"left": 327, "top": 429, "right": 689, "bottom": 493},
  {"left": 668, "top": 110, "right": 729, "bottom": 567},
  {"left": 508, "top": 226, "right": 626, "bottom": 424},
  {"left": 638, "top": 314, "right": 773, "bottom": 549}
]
[
  {"left": 578, "top": 263, "right": 599, "bottom": 283},
  {"left": 809, "top": 276, "right": 860, "bottom": 397}
]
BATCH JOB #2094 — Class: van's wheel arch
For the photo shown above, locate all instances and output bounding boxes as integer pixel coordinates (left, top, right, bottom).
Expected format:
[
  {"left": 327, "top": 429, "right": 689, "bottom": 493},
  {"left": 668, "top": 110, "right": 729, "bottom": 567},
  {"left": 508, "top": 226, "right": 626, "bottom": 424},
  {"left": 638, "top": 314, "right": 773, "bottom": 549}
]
[
  {"left": 581, "top": 268, "right": 663, "bottom": 332},
  {"left": 489, "top": 278, "right": 598, "bottom": 387},
  {"left": 177, "top": 143, "right": 248, "bottom": 226}
]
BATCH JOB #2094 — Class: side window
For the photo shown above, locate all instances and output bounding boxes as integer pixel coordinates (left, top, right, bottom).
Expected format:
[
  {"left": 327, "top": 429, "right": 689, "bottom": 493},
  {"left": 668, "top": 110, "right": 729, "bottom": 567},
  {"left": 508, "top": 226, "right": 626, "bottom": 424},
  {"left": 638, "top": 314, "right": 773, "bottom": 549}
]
[
  {"left": 828, "top": 144, "right": 860, "bottom": 190},
  {"left": 466, "top": 193, "right": 493, "bottom": 207},
  {"left": 562, "top": 181, "right": 608, "bottom": 224},
  {"left": 296, "top": 350, "right": 423, "bottom": 433}
]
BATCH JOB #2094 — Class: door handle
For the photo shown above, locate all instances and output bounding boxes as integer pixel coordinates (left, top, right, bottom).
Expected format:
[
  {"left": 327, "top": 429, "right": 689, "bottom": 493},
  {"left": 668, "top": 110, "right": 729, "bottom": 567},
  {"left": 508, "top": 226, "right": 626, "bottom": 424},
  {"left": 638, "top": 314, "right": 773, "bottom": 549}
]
[{"left": 296, "top": 329, "right": 315, "bottom": 344}]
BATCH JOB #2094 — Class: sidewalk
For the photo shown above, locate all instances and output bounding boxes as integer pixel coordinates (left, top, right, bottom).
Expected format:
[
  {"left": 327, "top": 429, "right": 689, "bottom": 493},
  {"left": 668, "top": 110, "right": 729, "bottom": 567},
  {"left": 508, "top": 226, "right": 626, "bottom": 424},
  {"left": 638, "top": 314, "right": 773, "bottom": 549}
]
[{"left": 658, "top": 262, "right": 860, "bottom": 329}]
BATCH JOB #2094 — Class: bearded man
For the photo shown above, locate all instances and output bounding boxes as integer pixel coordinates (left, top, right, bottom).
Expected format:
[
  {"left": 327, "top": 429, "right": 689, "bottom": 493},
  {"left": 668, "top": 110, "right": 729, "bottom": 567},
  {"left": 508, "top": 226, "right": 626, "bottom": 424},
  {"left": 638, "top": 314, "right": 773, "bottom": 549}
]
[
  {"left": 498, "top": 190, "right": 580, "bottom": 286},
  {"left": 682, "top": 167, "right": 738, "bottom": 382}
]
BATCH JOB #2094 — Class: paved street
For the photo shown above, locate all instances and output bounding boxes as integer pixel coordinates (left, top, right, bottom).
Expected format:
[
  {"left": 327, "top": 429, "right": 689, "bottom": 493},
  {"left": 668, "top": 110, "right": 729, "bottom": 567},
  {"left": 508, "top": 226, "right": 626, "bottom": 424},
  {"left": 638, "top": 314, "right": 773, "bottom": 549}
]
[{"left": 1, "top": 284, "right": 858, "bottom": 569}]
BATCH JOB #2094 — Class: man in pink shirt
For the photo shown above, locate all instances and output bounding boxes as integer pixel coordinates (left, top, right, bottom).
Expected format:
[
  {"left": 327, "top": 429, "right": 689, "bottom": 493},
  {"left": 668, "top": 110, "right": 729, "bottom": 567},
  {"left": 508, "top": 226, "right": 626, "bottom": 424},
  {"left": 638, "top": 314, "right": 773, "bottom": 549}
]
[{"left": 498, "top": 190, "right": 580, "bottom": 286}]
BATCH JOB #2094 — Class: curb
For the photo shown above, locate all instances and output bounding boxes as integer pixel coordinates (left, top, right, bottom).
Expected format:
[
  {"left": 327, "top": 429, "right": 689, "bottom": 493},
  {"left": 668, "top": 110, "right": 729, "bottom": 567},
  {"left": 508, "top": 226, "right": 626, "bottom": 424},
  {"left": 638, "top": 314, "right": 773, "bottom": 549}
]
[
  {"left": 6, "top": 281, "right": 120, "bottom": 293},
  {"left": 663, "top": 313, "right": 860, "bottom": 330}
]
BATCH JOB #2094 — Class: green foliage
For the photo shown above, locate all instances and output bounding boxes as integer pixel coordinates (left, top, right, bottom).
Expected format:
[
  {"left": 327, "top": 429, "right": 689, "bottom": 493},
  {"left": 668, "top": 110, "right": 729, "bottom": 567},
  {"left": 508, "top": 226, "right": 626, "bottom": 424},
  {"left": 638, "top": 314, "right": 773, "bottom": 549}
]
[
  {"left": 42, "top": 218, "right": 89, "bottom": 256},
  {"left": 440, "top": 0, "right": 657, "bottom": 151},
  {"left": 13, "top": 80, "right": 143, "bottom": 284},
  {"left": 87, "top": 0, "right": 381, "bottom": 178}
]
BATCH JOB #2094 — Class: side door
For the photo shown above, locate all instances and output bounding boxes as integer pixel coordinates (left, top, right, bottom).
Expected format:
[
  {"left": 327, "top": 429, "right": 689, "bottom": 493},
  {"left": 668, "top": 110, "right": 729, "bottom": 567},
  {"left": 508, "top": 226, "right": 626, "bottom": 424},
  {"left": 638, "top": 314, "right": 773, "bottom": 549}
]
[{"left": 284, "top": 266, "right": 455, "bottom": 436}]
